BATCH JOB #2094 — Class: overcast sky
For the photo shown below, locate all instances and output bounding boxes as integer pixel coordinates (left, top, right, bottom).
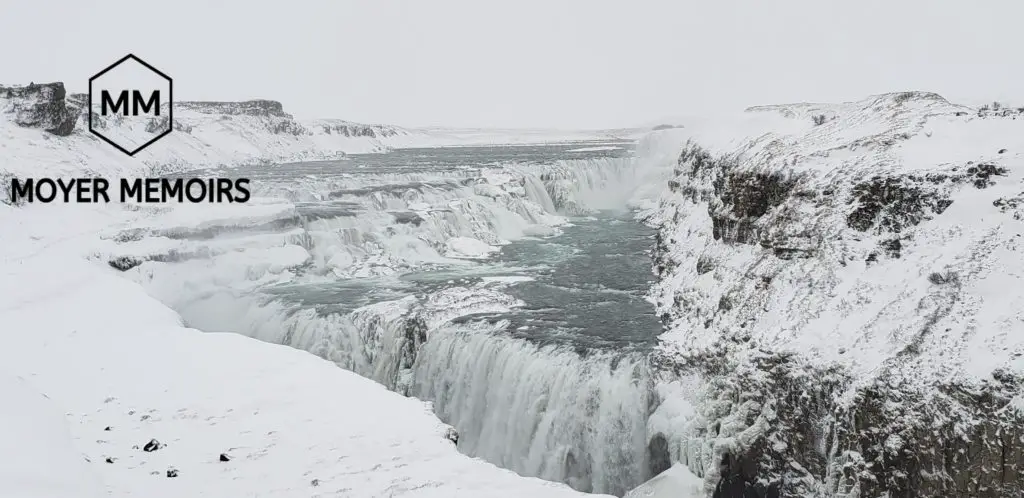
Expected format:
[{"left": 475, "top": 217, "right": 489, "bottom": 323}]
[{"left": 1, "top": 1, "right": 1021, "bottom": 129}]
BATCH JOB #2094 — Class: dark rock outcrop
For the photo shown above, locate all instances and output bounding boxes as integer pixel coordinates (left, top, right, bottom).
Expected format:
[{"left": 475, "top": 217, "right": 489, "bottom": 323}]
[
  {"left": 176, "top": 100, "right": 292, "bottom": 118},
  {"left": 846, "top": 175, "right": 954, "bottom": 233},
  {"left": 321, "top": 122, "right": 399, "bottom": 138},
  {"left": 1, "top": 82, "right": 77, "bottom": 136}
]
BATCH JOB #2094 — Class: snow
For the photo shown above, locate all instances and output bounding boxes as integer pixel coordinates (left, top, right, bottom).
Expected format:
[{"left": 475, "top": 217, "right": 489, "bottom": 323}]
[
  {"left": 0, "top": 373, "right": 103, "bottom": 498},
  {"left": 623, "top": 463, "right": 706, "bottom": 498},
  {"left": 8, "top": 80, "right": 1021, "bottom": 497},
  {"left": 388, "top": 127, "right": 644, "bottom": 148},
  {"left": 445, "top": 236, "right": 499, "bottom": 259},
  {"left": 648, "top": 92, "right": 1024, "bottom": 383},
  {"left": 0, "top": 90, "right": 639, "bottom": 182},
  {"left": 1, "top": 89, "right": 612, "bottom": 497},
  {"left": 637, "top": 92, "right": 1024, "bottom": 493}
]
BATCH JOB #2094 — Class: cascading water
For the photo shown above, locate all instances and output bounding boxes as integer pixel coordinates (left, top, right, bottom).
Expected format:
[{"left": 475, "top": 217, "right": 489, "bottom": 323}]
[
  {"left": 410, "top": 322, "right": 652, "bottom": 495},
  {"left": 118, "top": 143, "right": 677, "bottom": 496}
]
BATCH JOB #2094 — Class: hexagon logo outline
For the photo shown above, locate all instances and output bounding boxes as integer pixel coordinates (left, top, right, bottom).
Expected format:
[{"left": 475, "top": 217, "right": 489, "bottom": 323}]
[{"left": 88, "top": 54, "right": 174, "bottom": 157}]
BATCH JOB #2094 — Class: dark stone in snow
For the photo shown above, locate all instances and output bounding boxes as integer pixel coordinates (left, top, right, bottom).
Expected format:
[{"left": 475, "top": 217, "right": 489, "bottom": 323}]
[
  {"left": 219, "top": 453, "right": 230, "bottom": 462},
  {"left": 166, "top": 468, "right": 178, "bottom": 478},
  {"left": 105, "top": 457, "right": 114, "bottom": 464},
  {"left": 142, "top": 439, "right": 161, "bottom": 452},
  {"left": 444, "top": 427, "right": 459, "bottom": 445},
  {"left": 847, "top": 175, "right": 954, "bottom": 233},
  {"left": 108, "top": 256, "right": 144, "bottom": 272}
]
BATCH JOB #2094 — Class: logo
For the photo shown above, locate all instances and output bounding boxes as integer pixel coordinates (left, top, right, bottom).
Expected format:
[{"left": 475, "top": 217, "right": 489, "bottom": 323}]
[{"left": 88, "top": 54, "right": 173, "bottom": 156}]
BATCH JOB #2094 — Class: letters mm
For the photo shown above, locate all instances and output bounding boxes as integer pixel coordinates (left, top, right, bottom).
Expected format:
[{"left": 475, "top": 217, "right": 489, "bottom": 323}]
[{"left": 88, "top": 54, "right": 173, "bottom": 157}]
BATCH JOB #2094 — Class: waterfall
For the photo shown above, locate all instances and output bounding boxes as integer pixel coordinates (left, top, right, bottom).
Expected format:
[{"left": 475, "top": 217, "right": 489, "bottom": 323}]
[
  {"left": 123, "top": 148, "right": 670, "bottom": 496},
  {"left": 410, "top": 322, "right": 652, "bottom": 496}
]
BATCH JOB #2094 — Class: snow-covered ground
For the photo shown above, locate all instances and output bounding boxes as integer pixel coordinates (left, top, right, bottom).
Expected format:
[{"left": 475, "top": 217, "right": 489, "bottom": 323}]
[
  {"left": 1, "top": 84, "right": 616, "bottom": 498},
  {"left": 0, "top": 240, "right": 601, "bottom": 498}
]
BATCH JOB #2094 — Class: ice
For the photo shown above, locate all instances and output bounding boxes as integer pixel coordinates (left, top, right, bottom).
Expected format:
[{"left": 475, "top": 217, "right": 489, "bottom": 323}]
[
  {"left": 565, "top": 146, "right": 623, "bottom": 153},
  {"left": 445, "top": 236, "right": 498, "bottom": 258}
]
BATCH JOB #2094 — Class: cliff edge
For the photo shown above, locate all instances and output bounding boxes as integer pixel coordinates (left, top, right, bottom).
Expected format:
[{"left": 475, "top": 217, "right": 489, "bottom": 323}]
[{"left": 645, "top": 92, "right": 1024, "bottom": 497}]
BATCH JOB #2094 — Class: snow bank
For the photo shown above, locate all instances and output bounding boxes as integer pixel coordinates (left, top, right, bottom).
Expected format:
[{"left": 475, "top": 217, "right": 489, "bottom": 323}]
[
  {"left": 0, "top": 251, "right": 599, "bottom": 497},
  {"left": 0, "top": 373, "right": 103, "bottom": 498},
  {"left": 623, "top": 463, "right": 705, "bottom": 498}
]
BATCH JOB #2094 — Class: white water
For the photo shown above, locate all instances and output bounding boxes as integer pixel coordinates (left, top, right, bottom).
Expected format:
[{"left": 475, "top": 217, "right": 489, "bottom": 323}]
[
  {"left": 122, "top": 147, "right": 676, "bottom": 495},
  {"left": 411, "top": 322, "right": 652, "bottom": 496}
]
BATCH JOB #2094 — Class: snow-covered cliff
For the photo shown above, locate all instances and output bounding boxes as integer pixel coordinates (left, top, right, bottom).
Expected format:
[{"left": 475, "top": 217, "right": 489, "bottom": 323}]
[{"left": 644, "top": 92, "right": 1024, "bottom": 497}]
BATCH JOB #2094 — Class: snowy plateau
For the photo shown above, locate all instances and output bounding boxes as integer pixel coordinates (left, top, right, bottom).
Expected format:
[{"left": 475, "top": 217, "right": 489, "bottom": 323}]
[{"left": 0, "top": 81, "right": 1022, "bottom": 498}]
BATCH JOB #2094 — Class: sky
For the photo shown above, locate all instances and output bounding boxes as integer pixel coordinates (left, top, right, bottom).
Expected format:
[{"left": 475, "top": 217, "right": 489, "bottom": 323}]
[{"left": 0, "top": 0, "right": 1021, "bottom": 129}]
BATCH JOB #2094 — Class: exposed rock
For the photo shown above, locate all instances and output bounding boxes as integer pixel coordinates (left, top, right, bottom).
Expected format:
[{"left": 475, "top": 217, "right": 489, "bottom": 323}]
[
  {"left": 994, "top": 193, "right": 1024, "bottom": 221},
  {"left": 146, "top": 115, "right": 192, "bottom": 134},
  {"left": 965, "top": 163, "right": 1009, "bottom": 189},
  {"left": 176, "top": 100, "right": 292, "bottom": 118},
  {"left": 846, "top": 175, "right": 953, "bottom": 233},
  {"left": 0, "top": 82, "right": 77, "bottom": 136},
  {"left": 444, "top": 426, "right": 459, "bottom": 445},
  {"left": 108, "top": 256, "right": 144, "bottom": 272},
  {"left": 321, "top": 122, "right": 400, "bottom": 138},
  {"left": 142, "top": 438, "right": 161, "bottom": 452},
  {"left": 648, "top": 92, "right": 1024, "bottom": 497}
]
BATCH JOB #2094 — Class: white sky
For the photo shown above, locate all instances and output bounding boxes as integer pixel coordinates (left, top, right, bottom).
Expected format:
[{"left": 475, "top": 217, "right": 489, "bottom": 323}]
[{"left": 1, "top": 0, "right": 1021, "bottom": 129}]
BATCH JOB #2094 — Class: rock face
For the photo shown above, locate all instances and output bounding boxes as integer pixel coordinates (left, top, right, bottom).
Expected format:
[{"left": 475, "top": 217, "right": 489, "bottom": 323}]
[
  {"left": 0, "top": 82, "right": 77, "bottom": 136},
  {"left": 647, "top": 92, "right": 1024, "bottom": 497},
  {"left": 176, "top": 99, "right": 292, "bottom": 118},
  {"left": 319, "top": 122, "right": 400, "bottom": 139}
]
